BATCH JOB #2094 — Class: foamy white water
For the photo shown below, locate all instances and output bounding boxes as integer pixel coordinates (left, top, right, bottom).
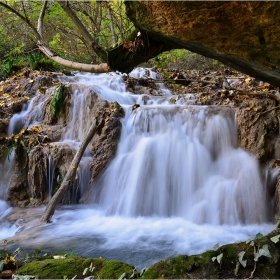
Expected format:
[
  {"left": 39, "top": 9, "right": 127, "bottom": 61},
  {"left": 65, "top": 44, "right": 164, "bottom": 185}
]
[
  {"left": 3, "top": 206, "right": 274, "bottom": 270},
  {"left": 0, "top": 68, "right": 275, "bottom": 269}
]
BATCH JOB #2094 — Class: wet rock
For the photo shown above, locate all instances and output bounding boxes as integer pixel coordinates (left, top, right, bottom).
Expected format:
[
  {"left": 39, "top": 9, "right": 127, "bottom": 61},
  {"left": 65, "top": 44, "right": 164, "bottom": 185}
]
[
  {"left": 49, "top": 143, "right": 75, "bottom": 173},
  {"left": 0, "top": 118, "right": 8, "bottom": 137},
  {"left": 142, "top": 229, "right": 280, "bottom": 279},
  {"left": 275, "top": 176, "right": 280, "bottom": 216},
  {"left": 274, "top": 138, "right": 280, "bottom": 159},
  {"left": 28, "top": 146, "right": 48, "bottom": 202},
  {"left": 7, "top": 145, "right": 29, "bottom": 206},
  {"left": 89, "top": 101, "right": 125, "bottom": 183},
  {"left": 236, "top": 98, "right": 278, "bottom": 161},
  {"left": 1, "top": 270, "right": 12, "bottom": 278}
]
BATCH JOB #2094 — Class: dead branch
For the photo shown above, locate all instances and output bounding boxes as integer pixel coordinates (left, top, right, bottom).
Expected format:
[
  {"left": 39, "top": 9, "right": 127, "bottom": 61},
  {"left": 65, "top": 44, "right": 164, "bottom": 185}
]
[
  {"left": 234, "top": 89, "right": 280, "bottom": 102},
  {"left": 38, "top": 118, "right": 104, "bottom": 225},
  {"left": 56, "top": 0, "right": 107, "bottom": 61},
  {"left": 249, "top": 106, "right": 280, "bottom": 127},
  {"left": 37, "top": 1, "right": 109, "bottom": 73}
]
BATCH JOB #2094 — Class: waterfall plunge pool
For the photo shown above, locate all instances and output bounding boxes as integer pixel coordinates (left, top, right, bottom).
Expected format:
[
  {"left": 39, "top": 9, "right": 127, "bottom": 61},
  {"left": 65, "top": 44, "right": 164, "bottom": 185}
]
[{"left": 2, "top": 206, "right": 274, "bottom": 270}]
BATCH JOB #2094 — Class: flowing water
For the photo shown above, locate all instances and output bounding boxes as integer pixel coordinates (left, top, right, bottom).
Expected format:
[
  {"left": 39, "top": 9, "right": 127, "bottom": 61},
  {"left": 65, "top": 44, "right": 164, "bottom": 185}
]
[{"left": 0, "top": 68, "right": 275, "bottom": 269}]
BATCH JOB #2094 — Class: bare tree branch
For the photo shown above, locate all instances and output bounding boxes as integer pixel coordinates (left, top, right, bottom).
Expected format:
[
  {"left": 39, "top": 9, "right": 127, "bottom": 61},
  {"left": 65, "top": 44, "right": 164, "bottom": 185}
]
[
  {"left": 37, "top": 0, "right": 48, "bottom": 40},
  {"left": 38, "top": 117, "right": 104, "bottom": 224},
  {"left": 56, "top": 0, "right": 107, "bottom": 61}
]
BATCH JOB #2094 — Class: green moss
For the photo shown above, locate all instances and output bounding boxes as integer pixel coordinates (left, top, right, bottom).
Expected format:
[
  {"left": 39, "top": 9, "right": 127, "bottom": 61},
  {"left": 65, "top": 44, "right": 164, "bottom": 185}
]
[
  {"left": 17, "top": 257, "right": 136, "bottom": 279},
  {"left": 17, "top": 230, "right": 280, "bottom": 279},
  {"left": 141, "top": 230, "right": 280, "bottom": 279},
  {"left": 141, "top": 253, "right": 219, "bottom": 279}
]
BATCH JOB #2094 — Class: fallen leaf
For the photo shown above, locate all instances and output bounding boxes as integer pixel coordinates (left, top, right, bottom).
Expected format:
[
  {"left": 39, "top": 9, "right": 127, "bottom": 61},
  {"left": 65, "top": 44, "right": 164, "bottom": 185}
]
[{"left": 123, "top": 41, "right": 133, "bottom": 49}]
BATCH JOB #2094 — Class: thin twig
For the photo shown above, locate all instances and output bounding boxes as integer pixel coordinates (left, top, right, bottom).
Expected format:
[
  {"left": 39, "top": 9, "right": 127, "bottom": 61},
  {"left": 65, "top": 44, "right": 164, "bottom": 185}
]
[
  {"left": 234, "top": 89, "right": 280, "bottom": 102},
  {"left": 249, "top": 245, "right": 257, "bottom": 279},
  {"left": 249, "top": 106, "right": 280, "bottom": 127},
  {"left": 249, "top": 261, "right": 257, "bottom": 279}
]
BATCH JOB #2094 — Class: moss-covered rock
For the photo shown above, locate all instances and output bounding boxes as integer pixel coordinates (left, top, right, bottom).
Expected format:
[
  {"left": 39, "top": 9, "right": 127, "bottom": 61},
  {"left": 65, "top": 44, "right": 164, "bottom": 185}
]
[
  {"left": 13, "top": 230, "right": 280, "bottom": 279},
  {"left": 141, "top": 229, "right": 280, "bottom": 279},
  {"left": 17, "top": 257, "right": 137, "bottom": 279}
]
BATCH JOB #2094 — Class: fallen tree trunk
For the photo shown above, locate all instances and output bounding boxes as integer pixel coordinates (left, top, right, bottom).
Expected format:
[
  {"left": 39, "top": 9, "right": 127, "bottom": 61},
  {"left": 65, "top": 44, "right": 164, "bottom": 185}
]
[{"left": 38, "top": 118, "right": 104, "bottom": 224}]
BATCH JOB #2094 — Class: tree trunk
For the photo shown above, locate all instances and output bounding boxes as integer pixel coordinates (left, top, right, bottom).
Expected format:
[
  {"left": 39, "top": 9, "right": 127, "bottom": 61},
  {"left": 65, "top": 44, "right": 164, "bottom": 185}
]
[
  {"left": 107, "top": 1, "right": 117, "bottom": 46},
  {"left": 38, "top": 118, "right": 103, "bottom": 224}
]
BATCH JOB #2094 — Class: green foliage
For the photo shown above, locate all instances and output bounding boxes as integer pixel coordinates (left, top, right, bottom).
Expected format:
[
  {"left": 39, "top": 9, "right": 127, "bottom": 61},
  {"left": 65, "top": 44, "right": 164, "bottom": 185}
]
[
  {"left": 237, "top": 251, "right": 247, "bottom": 268},
  {"left": 145, "top": 49, "right": 224, "bottom": 71},
  {"left": 0, "top": 58, "right": 14, "bottom": 79},
  {"left": 1, "top": 142, "right": 17, "bottom": 161},
  {"left": 254, "top": 244, "right": 271, "bottom": 261},
  {"left": 270, "top": 234, "right": 280, "bottom": 243},
  {"left": 51, "top": 85, "right": 65, "bottom": 117},
  {"left": 0, "top": 0, "right": 134, "bottom": 70},
  {"left": 211, "top": 243, "right": 223, "bottom": 265},
  {"left": 0, "top": 245, "right": 22, "bottom": 271},
  {"left": 26, "top": 53, "right": 43, "bottom": 70}
]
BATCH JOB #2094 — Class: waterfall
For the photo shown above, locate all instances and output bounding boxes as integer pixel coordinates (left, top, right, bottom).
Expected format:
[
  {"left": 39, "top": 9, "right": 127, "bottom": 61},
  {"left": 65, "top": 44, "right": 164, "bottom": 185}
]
[
  {"left": 90, "top": 106, "right": 268, "bottom": 224},
  {"left": 46, "top": 155, "right": 55, "bottom": 201},
  {"left": 0, "top": 98, "right": 36, "bottom": 200},
  {"left": 0, "top": 68, "right": 275, "bottom": 269}
]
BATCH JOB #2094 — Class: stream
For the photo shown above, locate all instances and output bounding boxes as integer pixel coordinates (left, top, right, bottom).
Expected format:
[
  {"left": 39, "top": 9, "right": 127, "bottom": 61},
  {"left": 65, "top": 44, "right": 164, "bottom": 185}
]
[{"left": 0, "top": 68, "right": 275, "bottom": 270}]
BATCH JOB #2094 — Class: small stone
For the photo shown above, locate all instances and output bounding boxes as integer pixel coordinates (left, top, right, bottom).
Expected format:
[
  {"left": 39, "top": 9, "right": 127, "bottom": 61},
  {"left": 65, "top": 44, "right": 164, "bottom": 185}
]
[{"left": 1, "top": 270, "right": 12, "bottom": 278}]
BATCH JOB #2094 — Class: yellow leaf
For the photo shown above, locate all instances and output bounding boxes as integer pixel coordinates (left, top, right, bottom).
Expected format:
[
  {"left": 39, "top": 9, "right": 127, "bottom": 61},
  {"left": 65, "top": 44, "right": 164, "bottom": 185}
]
[
  {"left": 3, "top": 93, "right": 9, "bottom": 98},
  {"left": 24, "top": 96, "right": 30, "bottom": 100},
  {"left": 71, "top": 165, "right": 76, "bottom": 169},
  {"left": 254, "top": 106, "right": 262, "bottom": 112},
  {"left": 245, "top": 78, "right": 251, "bottom": 84},
  {"left": 4, "top": 254, "right": 15, "bottom": 264}
]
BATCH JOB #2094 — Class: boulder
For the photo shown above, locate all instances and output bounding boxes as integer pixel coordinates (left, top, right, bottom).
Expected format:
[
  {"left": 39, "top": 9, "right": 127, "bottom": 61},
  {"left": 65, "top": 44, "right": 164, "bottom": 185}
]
[{"left": 125, "top": 1, "right": 280, "bottom": 86}]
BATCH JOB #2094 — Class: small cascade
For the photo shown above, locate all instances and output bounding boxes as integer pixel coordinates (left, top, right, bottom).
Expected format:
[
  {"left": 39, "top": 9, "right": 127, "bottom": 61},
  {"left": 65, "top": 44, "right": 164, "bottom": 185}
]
[
  {"left": 7, "top": 101, "right": 30, "bottom": 136},
  {"left": 24, "top": 94, "right": 46, "bottom": 129},
  {"left": 46, "top": 155, "right": 55, "bottom": 201},
  {"left": 63, "top": 89, "right": 92, "bottom": 142},
  {"left": 0, "top": 97, "right": 37, "bottom": 200}
]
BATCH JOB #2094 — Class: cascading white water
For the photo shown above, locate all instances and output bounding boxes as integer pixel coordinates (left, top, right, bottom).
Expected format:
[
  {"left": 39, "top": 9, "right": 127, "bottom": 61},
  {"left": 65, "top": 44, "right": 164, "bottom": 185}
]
[
  {"left": 0, "top": 68, "right": 275, "bottom": 269},
  {"left": 92, "top": 106, "right": 268, "bottom": 225},
  {"left": 0, "top": 98, "right": 37, "bottom": 235}
]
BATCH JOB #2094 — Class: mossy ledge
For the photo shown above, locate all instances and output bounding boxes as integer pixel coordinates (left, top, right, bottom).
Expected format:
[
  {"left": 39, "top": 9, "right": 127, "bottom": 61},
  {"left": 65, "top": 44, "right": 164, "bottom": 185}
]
[
  {"left": 17, "top": 257, "right": 138, "bottom": 279},
  {"left": 17, "top": 229, "right": 280, "bottom": 279}
]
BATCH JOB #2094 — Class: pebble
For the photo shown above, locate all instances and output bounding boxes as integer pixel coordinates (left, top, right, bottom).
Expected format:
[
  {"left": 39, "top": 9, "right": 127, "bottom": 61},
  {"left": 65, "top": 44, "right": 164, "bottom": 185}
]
[{"left": 1, "top": 270, "right": 12, "bottom": 278}]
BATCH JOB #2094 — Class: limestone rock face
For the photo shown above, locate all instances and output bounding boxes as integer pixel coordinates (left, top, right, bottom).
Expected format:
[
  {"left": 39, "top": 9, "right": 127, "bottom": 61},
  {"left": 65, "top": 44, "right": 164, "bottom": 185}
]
[
  {"left": 236, "top": 98, "right": 278, "bottom": 161},
  {"left": 125, "top": 1, "right": 280, "bottom": 85},
  {"left": 90, "top": 101, "right": 125, "bottom": 182},
  {"left": 28, "top": 146, "right": 48, "bottom": 201}
]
